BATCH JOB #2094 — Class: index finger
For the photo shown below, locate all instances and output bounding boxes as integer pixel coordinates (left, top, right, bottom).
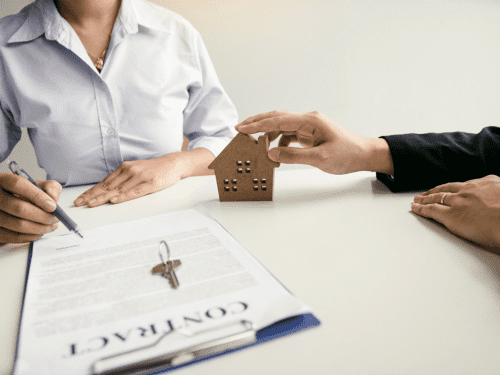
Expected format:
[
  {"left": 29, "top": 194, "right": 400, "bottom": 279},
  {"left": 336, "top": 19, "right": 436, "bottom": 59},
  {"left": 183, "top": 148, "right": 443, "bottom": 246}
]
[
  {"left": 236, "top": 110, "right": 292, "bottom": 127},
  {"left": 74, "top": 168, "right": 126, "bottom": 206},
  {"left": 0, "top": 174, "right": 57, "bottom": 213},
  {"left": 421, "top": 182, "right": 464, "bottom": 196},
  {"left": 236, "top": 114, "right": 309, "bottom": 135}
]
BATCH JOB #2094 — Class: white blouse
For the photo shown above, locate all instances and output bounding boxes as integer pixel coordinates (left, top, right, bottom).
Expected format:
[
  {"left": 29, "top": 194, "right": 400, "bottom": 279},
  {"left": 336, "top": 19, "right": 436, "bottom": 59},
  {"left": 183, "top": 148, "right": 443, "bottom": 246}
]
[{"left": 0, "top": 0, "right": 238, "bottom": 186}]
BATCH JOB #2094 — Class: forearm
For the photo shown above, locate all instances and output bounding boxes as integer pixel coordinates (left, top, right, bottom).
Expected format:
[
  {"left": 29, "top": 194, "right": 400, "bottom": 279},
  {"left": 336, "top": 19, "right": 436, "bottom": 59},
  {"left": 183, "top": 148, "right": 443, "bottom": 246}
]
[
  {"left": 172, "top": 148, "right": 215, "bottom": 179},
  {"left": 364, "top": 138, "right": 394, "bottom": 175},
  {"left": 376, "top": 128, "right": 500, "bottom": 192}
]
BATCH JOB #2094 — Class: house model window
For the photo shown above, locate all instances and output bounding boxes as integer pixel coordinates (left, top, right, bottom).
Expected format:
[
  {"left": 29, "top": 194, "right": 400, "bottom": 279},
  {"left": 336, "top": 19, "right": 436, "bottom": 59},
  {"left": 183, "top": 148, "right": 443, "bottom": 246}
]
[{"left": 208, "top": 133, "right": 280, "bottom": 201}]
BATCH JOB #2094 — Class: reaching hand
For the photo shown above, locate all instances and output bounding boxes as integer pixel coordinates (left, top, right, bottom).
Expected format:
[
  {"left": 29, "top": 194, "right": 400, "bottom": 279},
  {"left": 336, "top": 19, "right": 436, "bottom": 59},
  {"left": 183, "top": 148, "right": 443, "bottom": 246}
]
[
  {"left": 235, "top": 110, "right": 393, "bottom": 175},
  {"left": 0, "top": 173, "right": 60, "bottom": 244},
  {"left": 411, "top": 175, "right": 500, "bottom": 252}
]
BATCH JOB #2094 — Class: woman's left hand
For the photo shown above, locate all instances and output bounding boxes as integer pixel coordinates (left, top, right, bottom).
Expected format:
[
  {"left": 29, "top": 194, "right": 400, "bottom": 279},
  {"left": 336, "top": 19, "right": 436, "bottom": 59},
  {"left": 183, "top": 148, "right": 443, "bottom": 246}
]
[
  {"left": 74, "top": 154, "right": 185, "bottom": 208},
  {"left": 411, "top": 175, "right": 500, "bottom": 252}
]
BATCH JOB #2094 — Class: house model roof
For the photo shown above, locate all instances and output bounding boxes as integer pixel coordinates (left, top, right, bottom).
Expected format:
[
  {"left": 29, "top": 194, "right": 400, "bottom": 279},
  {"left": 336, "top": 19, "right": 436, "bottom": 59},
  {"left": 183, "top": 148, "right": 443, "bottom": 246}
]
[{"left": 208, "top": 132, "right": 280, "bottom": 170}]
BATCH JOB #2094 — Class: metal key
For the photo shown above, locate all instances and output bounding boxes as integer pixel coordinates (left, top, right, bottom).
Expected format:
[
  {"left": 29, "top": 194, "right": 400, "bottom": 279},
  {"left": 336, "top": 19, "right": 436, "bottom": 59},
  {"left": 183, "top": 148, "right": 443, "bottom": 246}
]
[{"left": 152, "top": 240, "right": 181, "bottom": 289}]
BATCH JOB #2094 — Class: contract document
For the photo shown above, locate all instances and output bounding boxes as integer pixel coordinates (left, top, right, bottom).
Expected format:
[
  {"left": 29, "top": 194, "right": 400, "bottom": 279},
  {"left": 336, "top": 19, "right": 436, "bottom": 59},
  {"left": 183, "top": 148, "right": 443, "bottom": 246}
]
[{"left": 14, "top": 209, "right": 316, "bottom": 375}]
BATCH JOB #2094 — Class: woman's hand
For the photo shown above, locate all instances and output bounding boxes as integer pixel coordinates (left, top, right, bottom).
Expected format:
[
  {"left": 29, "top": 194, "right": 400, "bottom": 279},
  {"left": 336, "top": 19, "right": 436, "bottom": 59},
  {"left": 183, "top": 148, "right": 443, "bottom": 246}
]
[
  {"left": 411, "top": 175, "right": 500, "bottom": 252},
  {"left": 74, "top": 149, "right": 214, "bottom": 208},
  {"left": 235, "top": 110, "right": 394, "bottom": 175},
  {"left": 0, "top": 173, "right": 60, "bottom": 244}
]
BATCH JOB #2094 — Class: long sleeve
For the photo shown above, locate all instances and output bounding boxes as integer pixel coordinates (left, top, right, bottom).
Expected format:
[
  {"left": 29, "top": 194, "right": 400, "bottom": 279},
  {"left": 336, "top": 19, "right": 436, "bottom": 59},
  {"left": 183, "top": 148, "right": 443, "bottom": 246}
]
[
  {"left": 0, "top": 102, "right": 21, "bottom": 163},
  {"left": 182, "top": 30, "right": 238, "bottom": 158},
  {"left": 376, "top": 126, "right": 500, "bottom": 192},
  {"left": 0, "top": 0, "right": 238, "bottom": 186}
]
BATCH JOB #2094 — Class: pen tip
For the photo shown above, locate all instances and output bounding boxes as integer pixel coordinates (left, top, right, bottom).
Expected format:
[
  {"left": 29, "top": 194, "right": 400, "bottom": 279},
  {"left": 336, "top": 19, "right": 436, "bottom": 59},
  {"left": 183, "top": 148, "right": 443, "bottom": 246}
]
[{"left": 76, "top": 231, "right": 84, "bottom": 239}]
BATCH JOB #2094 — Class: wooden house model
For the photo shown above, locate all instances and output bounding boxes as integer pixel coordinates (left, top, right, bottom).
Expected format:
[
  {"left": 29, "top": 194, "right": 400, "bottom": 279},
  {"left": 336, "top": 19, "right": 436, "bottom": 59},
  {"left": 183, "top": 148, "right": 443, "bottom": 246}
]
[{"left": 208, "top": 133, "right": 280, "bottom": 201}]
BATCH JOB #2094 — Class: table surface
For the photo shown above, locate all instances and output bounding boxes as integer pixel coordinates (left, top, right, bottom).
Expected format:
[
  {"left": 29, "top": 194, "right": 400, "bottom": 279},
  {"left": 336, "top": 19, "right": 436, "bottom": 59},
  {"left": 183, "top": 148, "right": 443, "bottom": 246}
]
[{"left": 1, "top": 168, "right": 500, "bottom": 375}]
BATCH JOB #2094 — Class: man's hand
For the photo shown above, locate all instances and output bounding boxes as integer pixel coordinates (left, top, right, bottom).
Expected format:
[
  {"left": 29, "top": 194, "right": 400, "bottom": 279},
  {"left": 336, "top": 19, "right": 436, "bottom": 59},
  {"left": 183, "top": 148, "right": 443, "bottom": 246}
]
[
  {"left": 0, "top": 173, "right": 60, "bottom": 244},
  {"left": 235, "top": 110, "right": 394, "bottom": 175},
  {"left": 411, "top": 175, "right": 500, "bottom": 252},
  {"left": 74, "top": 149, "right": 215, "bottom": 208}
]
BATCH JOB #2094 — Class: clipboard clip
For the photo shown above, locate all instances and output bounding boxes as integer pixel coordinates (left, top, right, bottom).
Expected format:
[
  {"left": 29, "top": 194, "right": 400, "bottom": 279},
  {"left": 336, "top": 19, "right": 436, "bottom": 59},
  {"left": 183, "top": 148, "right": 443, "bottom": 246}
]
[{"left": 92, "top": 320, "right": 256, "bottom": 375}]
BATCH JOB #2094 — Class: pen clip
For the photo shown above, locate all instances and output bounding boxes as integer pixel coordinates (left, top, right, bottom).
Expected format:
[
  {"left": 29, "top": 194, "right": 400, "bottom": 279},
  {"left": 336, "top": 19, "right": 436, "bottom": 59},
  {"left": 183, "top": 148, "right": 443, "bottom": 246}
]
[{"left": 8, "top": 161, "right": 22, "bottom": 175}]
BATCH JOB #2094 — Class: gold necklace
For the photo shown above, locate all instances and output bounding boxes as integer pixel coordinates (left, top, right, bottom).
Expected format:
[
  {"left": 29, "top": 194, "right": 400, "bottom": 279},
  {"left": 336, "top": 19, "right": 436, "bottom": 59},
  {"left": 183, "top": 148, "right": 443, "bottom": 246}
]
[{"left": 86, "top": 35, "right": 112, "bottom": 72}]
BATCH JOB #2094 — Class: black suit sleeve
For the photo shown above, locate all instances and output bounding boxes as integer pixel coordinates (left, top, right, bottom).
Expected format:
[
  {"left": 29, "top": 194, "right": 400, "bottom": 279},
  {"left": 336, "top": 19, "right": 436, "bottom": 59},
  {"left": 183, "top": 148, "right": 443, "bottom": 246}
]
[{"left": 376, "top": 126, "right": 500, "bottom": 192}]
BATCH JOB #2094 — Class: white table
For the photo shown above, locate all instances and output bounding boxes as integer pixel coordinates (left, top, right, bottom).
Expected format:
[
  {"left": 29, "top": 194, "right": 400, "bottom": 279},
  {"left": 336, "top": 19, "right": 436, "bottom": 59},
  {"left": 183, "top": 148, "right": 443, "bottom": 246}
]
[{"left": 1, "top": 169, "right": 500, "bottom": 375}]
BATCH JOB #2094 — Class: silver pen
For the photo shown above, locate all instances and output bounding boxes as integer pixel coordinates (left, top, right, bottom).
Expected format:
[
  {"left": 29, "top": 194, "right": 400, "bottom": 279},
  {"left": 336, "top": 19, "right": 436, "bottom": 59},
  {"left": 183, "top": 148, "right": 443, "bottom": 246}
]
[{"left": 8, "top": 161, "right": 84, "bottom": 239}]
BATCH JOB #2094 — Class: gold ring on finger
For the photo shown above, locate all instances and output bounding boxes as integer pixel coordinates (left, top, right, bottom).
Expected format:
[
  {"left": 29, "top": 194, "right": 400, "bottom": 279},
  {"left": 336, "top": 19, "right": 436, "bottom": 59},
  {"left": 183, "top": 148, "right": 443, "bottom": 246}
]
[{"left": 440, "top": 192, "right": 450, "bottom": 205}]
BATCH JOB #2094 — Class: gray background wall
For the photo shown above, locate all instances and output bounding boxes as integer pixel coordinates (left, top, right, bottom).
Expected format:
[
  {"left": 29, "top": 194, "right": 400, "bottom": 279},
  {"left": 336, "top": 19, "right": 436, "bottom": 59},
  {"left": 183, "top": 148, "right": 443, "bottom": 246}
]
[{"left": 1, "top": 0, "right": 499, "bottom": 180}]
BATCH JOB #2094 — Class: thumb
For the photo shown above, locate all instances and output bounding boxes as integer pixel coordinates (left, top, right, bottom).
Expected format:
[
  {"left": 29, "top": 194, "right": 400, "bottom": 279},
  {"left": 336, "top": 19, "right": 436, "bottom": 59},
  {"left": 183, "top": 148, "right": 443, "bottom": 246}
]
[
  {"left": 268, "top": 147, "right": 320, "bottom": 167},
  {"left": 38, "top": 180, "right": 63, "bottom": 204}
]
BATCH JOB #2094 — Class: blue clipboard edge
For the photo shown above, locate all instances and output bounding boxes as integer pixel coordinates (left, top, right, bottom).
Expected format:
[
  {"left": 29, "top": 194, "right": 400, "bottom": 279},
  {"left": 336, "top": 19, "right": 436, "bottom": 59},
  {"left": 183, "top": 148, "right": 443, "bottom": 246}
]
[
  {"left": 11, "top": 242, "right": 34, "bottom": 375},
  {"left": 149, "top": 313, "right": 321, "bottom": 375}
]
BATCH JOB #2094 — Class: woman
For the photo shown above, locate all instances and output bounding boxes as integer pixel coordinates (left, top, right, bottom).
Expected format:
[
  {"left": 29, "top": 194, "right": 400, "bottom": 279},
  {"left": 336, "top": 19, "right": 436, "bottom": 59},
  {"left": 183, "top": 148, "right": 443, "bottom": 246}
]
[{"left": 0, "top": 0, "right": 238, "bottom": 244}]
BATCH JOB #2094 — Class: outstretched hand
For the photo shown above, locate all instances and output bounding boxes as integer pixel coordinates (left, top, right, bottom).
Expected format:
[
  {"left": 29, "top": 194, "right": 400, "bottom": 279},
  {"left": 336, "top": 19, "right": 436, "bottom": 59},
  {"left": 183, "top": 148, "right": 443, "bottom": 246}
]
[
  {"left": 411, "top": 175, "right": 500, "bottom": 252},
  {"left": 235, "top": 110, "right": 393, "bottom": 175},
  {"left": 74, "top": 155, "right": 184, "bottom": 208},
  {"left": 74, "top": 149, "right": 215, "bottom": 208}
]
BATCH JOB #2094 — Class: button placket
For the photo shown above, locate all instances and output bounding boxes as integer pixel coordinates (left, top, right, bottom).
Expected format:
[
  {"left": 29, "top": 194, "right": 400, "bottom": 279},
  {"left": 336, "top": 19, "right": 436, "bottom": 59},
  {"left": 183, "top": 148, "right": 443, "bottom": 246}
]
[{"left": 94, "top": 76, "right": 122, "bottom": 172}]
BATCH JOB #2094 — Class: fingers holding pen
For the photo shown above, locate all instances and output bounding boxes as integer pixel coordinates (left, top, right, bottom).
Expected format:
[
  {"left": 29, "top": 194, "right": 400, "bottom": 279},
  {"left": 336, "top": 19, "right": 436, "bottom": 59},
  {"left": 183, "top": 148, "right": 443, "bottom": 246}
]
[
  {"left": 0, "top": 174, "right": 58, "bottom": 218},
  {"left": 38, "top": 180, "right": 63, "bottom": 204},
  {"left": 0, "top": 174, "right": 59, "bottom": 243},
  {"left": 0, "top": 210, "right": 58, "bottom": 240},
  {"left": 0, "top": 188, "right": 59, "bottom": 226}
]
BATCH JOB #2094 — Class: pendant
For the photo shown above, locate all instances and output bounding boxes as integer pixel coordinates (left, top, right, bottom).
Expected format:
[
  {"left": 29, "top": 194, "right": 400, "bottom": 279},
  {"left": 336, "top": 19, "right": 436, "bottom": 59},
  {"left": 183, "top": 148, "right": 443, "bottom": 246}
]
[{"left": 95, "top": 58, "right": 104, "bottom": 71}]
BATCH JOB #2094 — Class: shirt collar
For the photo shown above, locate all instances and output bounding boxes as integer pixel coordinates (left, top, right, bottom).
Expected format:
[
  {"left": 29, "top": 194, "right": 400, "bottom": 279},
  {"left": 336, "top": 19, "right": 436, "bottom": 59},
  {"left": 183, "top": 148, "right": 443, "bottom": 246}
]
[
  {"left": 124, "top": 0, "right": 170, "bottom": 34},
  {"left": 8, "top": 0, "right": 64, "bottom": 44},
  {"left": 8, "top": 0, "right": 169, "bottom": 45}
]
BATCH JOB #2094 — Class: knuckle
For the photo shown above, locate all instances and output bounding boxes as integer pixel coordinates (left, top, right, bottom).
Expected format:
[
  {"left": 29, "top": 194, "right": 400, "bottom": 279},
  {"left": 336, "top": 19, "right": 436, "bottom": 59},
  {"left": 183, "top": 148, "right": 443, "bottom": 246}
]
[
  {"left": 271, "top": 116, "right": 281, "bottom": 126},
  {"left": 307, "top": 111, "right": 321, "bottom": 121},
  {"left": 10, "top": 177, "right": 24, "bottom": 193},
  {"left": 47, "top": 182, "right": 62, "bottom": 195},
  {"left": 15, "top": 219, "right": 33, "bottom": 234},
  {"left": 128, "top": 165, "right": 141, "bottom": 175},
  {"left": 99, "top": 181, "right": 110, "bottom": 191},
  {"left": 10, "top": 199, "right": 27, "bottom": 216},
  {"left": 315, "top": 148, "right": 329, "bottom": 163},
  {"left": 34, "top": 189, "right": 48, "bottom": 203},
  {"left": 458, "top": 191, "right": 473, "bottom": 199},
  {"left": 133, "top": 187, "right": 142, "bottom": 197},
  {"left": 49, "top": 179, "right": 62, "bottom": 190}
]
